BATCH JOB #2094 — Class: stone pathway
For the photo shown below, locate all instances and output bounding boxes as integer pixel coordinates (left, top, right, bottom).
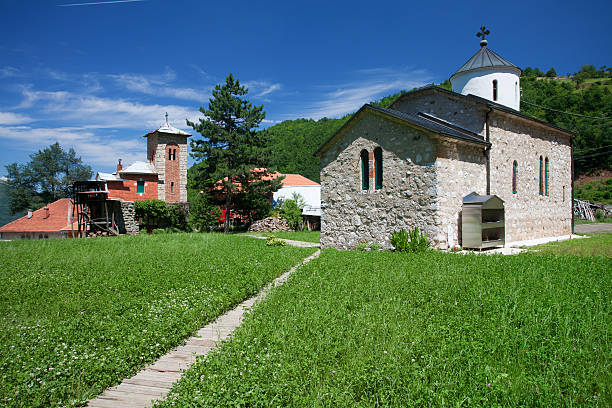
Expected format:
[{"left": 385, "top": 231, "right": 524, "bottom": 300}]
[{"left": 87, "top": 244, "right": 320, "bottom": 408}]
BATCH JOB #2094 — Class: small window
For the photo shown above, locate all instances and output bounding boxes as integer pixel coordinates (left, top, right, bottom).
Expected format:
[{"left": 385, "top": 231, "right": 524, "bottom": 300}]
[
  {"left": 170, "top": 182, "right": 174, "bottom": 194},
  {"left": 563, "top": 185, "right": 566, "bottom": 202},
  {"left": 539, "top": 156, "right": 543, "bottom": 195},
  {"left": 545, "top": 157, "right": 549, "bottom": 196},
  {"left": 360, "top": 149, "right": 369, "bottom": 190},
  {"left": 512, "top": 160, "right": 518, "bottom": 194},
  {"left": 137, "top": 180, "right": 145, "bottom": 194},
  {"left": 374, "top": 147, "right": 383, "bottom": 189},
  {"left": 493, "top": 80, "right": 498, "bottom": 101},
  {"left": 168, "top": 148, "right": 176, "bottom": 160}
]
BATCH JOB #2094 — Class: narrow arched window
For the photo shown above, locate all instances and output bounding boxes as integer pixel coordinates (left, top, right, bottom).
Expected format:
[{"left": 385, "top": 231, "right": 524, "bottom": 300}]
[
  {"left": 360, "top": 149, "right": 369, "bottom": 190},
  {"left": 512, "top": 161, "right": 518, "bottom": 194},
  {"left": 493, "top": 80, "right": 498, "bottom": 101},
  {"left": 374, "top": 147, "right": 383, "bottom": 190},
  {"left": 545, "top": 157, "right": 549, "bottom": 196},
  {"left": 539, "top": 156, "right": 543, "bottom": 195}
]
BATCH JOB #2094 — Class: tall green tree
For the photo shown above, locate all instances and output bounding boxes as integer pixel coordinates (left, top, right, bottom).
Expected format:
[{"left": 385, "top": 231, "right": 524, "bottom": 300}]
[
  {"left": 187, "top": 74, "right": 281, "bottom": 232},
  {"left": 5, "top": 142, "right": 92, "bottom": 214}
]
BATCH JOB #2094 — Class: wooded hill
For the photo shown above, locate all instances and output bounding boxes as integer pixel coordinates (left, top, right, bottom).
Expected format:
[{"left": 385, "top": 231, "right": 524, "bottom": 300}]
[{"left": 262, "top": 65, "right": 611, "bottom": 183}]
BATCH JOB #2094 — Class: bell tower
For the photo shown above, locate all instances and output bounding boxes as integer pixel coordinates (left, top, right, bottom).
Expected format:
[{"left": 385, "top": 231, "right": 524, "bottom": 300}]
[
  {"left": 450, "top": 27, "right": 522, "bottom": 110},
  {"left": 144, "top": 113, "right": 190, "bottom": 203}
]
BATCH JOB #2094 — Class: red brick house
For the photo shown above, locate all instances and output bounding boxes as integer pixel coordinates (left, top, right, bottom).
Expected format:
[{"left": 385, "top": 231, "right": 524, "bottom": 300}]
[{"left": 0, "top": 198, "right": 76, "bottom": 240}]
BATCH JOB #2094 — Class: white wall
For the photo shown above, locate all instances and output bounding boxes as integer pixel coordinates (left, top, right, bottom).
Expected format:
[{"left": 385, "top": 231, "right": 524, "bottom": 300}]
[
  {"left": 451, "top": 68, "right": 521, "bottom": 111},
  {"left": 273, "top": 185, "right": 320, "bottom": 208}
]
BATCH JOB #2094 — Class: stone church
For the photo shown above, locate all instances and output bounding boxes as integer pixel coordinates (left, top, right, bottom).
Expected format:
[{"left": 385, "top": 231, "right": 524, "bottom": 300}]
[{"left": 316, "top": 34, "right": 574, "bottom": 250}]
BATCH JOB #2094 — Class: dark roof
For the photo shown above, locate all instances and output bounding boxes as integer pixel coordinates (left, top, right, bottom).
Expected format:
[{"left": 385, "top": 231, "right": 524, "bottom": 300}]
[
  {"left": 451, "top": 45, "right": 521, "bottom": 80},
  {"left": 314, "top": 104, "right": 489, "bottom": 156},
  {"left": 463, "top": 192, "right": 504, "bottom": 204},
  {"left": 388, "top": 85, "right": 575, "bottom": 137}
]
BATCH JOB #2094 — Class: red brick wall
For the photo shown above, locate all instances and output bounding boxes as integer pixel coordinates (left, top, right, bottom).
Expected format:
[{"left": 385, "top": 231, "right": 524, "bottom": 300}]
[
  {"left": 165, "top": 143, "right": 180, "bottom": 203},
  {"left": 107, "top": 175, "right": 158, "bottom": 201}
]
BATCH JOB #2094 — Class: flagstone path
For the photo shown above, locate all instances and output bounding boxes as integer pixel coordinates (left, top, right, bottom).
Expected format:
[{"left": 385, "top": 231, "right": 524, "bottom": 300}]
[{"left": 87, "top": 239, "right": 320, "bottom": 408}]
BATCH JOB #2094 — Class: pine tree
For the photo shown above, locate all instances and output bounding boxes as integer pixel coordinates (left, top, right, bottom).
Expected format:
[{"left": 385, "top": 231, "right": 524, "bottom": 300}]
[{"left": 188, "top": 74, "right": 281, "bottom": 232}]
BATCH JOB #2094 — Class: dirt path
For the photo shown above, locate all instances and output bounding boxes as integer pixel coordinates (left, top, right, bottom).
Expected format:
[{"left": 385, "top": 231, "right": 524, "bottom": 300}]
[
  {"left": 87, "top": 242, "right": 320, "bottom": 408},
  {"left": 574, "top": 223, "right": 612, "bottom": 234}
]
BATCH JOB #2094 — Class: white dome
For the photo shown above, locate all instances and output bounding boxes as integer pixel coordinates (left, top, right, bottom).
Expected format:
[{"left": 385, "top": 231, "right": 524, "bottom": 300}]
[{"left": 450, "top": 42, "right": 522, "bottom": 111}]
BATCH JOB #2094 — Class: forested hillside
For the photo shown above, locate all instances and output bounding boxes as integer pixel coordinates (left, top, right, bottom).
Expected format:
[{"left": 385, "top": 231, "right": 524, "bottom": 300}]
[{"left": 262, "top": 65, "right": 610, "bottom": 183}]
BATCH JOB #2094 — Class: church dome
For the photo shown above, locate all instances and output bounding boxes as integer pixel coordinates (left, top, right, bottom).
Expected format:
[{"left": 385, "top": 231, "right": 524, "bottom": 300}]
[{"left": 450, "top": 36, "right": 522, "bottom": 111}]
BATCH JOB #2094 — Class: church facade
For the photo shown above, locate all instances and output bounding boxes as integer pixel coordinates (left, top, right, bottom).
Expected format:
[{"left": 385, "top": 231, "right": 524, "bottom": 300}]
[{"left": 316, "top": 36, "right": 574, "bottom": 250}]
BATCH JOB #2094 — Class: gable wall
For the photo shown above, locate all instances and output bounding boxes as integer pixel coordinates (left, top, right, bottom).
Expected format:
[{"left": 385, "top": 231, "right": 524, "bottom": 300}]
[
  {"left": 320, "top": 113, "right": 439, "bottom": 249},
  {"left": 434, "top": 141, "right": 487, "bottom": 248},
  {"left": 392, "top": 91, "right": 487, "bottom": 136},
  {"left": 488, "top": 112, "right": 572, "bottom": 241}
]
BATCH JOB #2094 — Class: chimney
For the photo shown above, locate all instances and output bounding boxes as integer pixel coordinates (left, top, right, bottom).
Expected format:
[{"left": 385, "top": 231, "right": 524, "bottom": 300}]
[
  {"left": 27, "top": 209, "right": 32, "bottom": 219},
  {"left": 117, "top": 159, "right": 123, "bottom": 173},
  {"left": 43, "top": 207, "right": 49, "bottom": 219}
]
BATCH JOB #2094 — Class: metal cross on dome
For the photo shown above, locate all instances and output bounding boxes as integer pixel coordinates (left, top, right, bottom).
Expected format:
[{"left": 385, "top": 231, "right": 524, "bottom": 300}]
[{"left": 476, "top": 26, "right": 490, "bottom": 41}]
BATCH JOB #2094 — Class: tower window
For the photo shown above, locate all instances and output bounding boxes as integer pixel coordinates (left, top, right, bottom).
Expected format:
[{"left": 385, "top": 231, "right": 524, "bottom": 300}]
[
  {"left": 360, "top": 149, "right": 369, "bottom": 190},
  {"left": 374, "top": 147, "right": 383, "bottom": 189},
  {"left": 168, "top": 148, "right": 176, "bottom": 160},
  {"left": 170, "top": 182, "right": 174, "bottom": 194},
  {"left": 492, "top": 80, "right": 498, "bottom": 101},
  {"left": 512, "top": 160, "right": 518, "bottom": 194}
]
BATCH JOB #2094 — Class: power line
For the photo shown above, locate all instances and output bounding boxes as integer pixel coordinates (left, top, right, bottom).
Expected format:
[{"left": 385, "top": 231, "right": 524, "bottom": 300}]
[
  {"left": 574, "top": 150, "right": 612, "bottom": 160},
  {"left": 521, "top": 99, "right": 611, "bottom": 121}
]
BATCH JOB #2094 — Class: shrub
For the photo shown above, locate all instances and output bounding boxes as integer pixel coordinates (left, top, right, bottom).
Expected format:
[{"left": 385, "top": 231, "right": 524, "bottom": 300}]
[
  {"left": 152, "top": 228, "right": 166, "bottom": 234},
  {"left": 595, "top": 208, "right": 604, "bottom": 221},
  {"left": 265, "top": 235, "right": 286, "bottom": 246},
  {"left": 278, "top": 193, "right": 306, "bottom": 231},
  {"left": 391, "top": 227, "right": 431, "bottom": 253},
  {"left": 189, "top": 193, "right": 221, "bottom": 232}
]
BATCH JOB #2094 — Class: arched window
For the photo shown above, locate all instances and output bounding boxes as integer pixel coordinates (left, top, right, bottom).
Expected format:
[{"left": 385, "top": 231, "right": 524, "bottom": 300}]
[
  {"left": 539, "top": 156, "right": 543, "bottom": 195},
  {"left": 374, "top": 147, "right": 383, "bottom": 190},
  {"left": 493, "top": 80, "right": 498, "bottom": 101},
  {"left": 545, "top": 157, "right": 549, "bottom": 196},
  {"left": 512, "top": 161, "right": 518, "bottom": 194},
  {"left": 360, "top": 149, "right": 369, "bottom": 190}
]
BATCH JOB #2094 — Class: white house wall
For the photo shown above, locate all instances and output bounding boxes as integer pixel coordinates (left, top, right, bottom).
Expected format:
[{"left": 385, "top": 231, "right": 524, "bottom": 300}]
[{"left": 273, "top": 185, "right": 320, "bottom": 208}]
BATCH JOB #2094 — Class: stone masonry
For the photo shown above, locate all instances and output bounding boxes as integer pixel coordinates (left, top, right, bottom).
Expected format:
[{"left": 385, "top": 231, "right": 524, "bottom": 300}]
[
  {"left": 319, "top": 87, "right": 573, "bottom": 250},
  {"left": 147, "top": 132, "right": 189, "bottom": 203},
  {"left": 320, "top": 112, "right": 439, "bottom": 249},
  {"left": 120, "top": 201, "right": 139, "bottom": 235}
]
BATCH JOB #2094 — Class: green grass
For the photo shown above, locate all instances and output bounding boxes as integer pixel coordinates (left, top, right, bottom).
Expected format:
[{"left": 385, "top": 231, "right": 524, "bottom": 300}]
[
  {"left": 159, "top": 250, "right": 611, "bottom": 407},
  {"left": 527, "top": 234, "right": 612, "bottom": 257},
  {"left": 252, "top": 230, "right": 320, "bottom": 243},
  {"left": 0, "top": 234, "right": 314, "bottom": 407}
]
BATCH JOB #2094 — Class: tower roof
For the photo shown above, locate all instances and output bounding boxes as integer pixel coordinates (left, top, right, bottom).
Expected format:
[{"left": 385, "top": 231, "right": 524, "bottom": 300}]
[
  {"left": 144, "top": 113, "right": 191, "bottom": 138},
  {"left": 450, "top": 44, "right": 521, "bottom": 80}
]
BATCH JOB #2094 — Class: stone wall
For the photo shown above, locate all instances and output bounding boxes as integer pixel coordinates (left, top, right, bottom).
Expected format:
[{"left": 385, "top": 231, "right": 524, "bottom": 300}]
[
  {"left": 148, "top": 132, "right": 189, "bottom": 203},
  {"left": 488, "top": 112, "right": 572, "bottom": 241},
  {"left": 391, "top": 90, "right": 488, "bottom": 136},
  {"left": 434, "top": 141, "right": 487, "bottom": 248},
  {"left": 120, "top": 201, "right": 139, "bottom": 235},
  {"left": 320, "top": 112, "right": 439, "bottom": 249}
]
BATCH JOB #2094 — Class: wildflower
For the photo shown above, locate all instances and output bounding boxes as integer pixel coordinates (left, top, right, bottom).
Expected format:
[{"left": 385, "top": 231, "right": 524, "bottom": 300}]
[
  {"left": 332, "top": 370, "right": 335, "bottom": 374},
  {"left": 487, "top": 383, "right": 491, "bottom": 387}
]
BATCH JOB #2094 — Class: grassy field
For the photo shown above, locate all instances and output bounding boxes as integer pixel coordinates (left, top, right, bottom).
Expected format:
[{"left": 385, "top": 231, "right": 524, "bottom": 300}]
[
  {"left": 527, "top": 234, "right": 612, "bottom": 257},
  {"left": 159, "top": 250, "right": 611, "bottom": 407},
  {"left": 247, "top": 231, "right": 321, "bottom": 243},
  {"left": 0, "top": 234, "right": 315, "bottom": 407}
]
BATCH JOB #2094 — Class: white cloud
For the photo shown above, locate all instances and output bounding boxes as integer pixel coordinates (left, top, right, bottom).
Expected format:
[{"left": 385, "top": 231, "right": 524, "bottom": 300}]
[
  {"left": 244, "top": 81, "right": 283, "bottom": 98},
  {"left": 0, "top": 112, "right": 33, "bottom": 125},
  {"left": 0, "top": 66, "right": 20, "bottom": 78},
  {"left": 0, "top": 125, "right": 143, "bottom": 167},
  {"left": 293, "top": 67, "right": 432, "bottom": 120},
  {"left": 110, "top": 71, "right": 209, "bottom": 101}
]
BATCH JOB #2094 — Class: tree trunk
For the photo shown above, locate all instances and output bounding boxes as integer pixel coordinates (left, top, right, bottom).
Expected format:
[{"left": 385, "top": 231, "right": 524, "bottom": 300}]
[{"left": 223, "top": 190, "right": 231, "bottom": 233}]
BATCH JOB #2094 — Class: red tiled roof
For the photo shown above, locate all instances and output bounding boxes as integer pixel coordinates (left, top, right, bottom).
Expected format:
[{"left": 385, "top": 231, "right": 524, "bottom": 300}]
[
  {"left": 214, "top": 169, "right": 319, "bottom": 191},
  {"left": 0, "top": 198, "right": 74, "bottom": 232}
]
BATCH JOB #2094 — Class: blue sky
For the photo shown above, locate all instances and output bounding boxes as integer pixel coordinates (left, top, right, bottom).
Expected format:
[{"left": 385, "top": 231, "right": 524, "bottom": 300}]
[{"left": 0, "top": 0, "right": 610, "bottom": 175}]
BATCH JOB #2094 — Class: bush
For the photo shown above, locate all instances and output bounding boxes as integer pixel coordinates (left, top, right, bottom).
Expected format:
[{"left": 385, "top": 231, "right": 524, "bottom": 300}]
[
  {"left": 135, "top": 200, "right": 189, "bottom": 232},
  {"left": 595, "top": 208, "right": 604, "bottom": 221},
  {"left": 152, "top": 228, "right": 166, "bottom": 234},
  {"left": 391, "top": 227, "right": 431, "bottom": 253},
  {"left": 189, "top": 193, "right": 220, "bottom": 232},
  {"left": 278, "top": 193, "right": 306, "bottom": 231},
  {"left": 265, "top": 235, "right": 286, "bottom": 246}
]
